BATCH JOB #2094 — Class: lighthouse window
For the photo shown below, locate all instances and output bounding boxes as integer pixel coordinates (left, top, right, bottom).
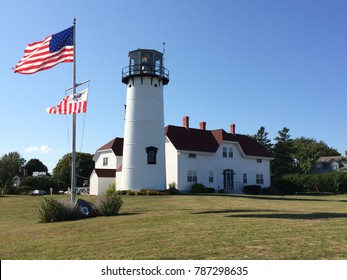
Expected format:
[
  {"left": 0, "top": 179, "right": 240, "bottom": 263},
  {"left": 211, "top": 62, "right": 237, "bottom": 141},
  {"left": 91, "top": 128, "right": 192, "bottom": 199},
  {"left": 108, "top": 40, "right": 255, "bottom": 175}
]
[{"left": 146, "top": 146, "right": 158, "bottom": 165}]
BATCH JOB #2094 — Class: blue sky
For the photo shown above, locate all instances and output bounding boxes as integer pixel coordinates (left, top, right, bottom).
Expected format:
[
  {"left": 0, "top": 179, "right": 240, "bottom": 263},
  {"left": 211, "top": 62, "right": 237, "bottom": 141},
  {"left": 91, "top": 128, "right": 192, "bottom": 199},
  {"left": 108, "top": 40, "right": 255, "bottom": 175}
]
[{"left": 2, "top": 0, "right": 347, "bottom": 173}]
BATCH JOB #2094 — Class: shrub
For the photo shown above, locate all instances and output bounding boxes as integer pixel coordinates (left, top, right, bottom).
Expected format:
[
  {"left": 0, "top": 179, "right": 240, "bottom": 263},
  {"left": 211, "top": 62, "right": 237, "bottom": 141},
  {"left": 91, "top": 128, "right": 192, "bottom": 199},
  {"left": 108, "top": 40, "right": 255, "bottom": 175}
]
[
  {"left": 192, "top": 183, "right": 207, "bottom": 193},
  {"left": 59, "top": 200, "right": 77, "bottom": 220},
  {"left": 127, "top": 190, "right": 136, "bottom": 196},
  {"left": 36, "top": 197, "right": 75, "bottom": 223},
  {"left": 275, "top": 178, "right": 301, "bottom": 195},
  {"left": 277, "top": 173, "right": 347, "bottom": 194},
  {"left": 15, "top": 185, "right": 31, "bottom": 195},
  {"left": 242, "top": 185, "right": 262, "bottom": 195},
  {"left": 117, "top": 190, "right": 128, "bottom": 195},
  {"left": 97, "top": 184, "right": 123, "bottom": 216},
  {"left": 262, "top": 186, "right": 280, "bottom": 195},
  {"left": 20, "top": 177, "right": 59, "bottom": 194},
  {"left": 138, "top": 189, "right": 150, "bottom": 195},
  {"left": 168, "top": 182, "right": 177, "bottom": 189},
  {"left": 166, "top": 186, "right": 180, "bottom": 195}
]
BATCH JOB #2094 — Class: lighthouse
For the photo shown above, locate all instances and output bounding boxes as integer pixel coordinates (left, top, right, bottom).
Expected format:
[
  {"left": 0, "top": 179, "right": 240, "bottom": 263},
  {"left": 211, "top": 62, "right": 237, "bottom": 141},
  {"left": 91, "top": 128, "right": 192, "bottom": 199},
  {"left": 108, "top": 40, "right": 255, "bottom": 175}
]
[{"left": 120, "top": 49, "right": 169, "bottom": 190}]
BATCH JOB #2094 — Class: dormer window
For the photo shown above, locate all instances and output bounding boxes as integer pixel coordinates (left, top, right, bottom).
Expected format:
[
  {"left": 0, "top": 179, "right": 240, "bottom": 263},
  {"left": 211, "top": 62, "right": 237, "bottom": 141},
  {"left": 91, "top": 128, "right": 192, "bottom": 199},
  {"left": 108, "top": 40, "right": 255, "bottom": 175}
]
[
  {"left": 146, "top": 146, "right": 158, "bottom": 164},
  {"left": 223, "top": 147, "right": 233, "bottom": 158},
  {"left": 223, "top": 147, "right": 227, "bottom": 157},
  {"left": 228, "top": 147, "right": 233, "bottom": 158}
]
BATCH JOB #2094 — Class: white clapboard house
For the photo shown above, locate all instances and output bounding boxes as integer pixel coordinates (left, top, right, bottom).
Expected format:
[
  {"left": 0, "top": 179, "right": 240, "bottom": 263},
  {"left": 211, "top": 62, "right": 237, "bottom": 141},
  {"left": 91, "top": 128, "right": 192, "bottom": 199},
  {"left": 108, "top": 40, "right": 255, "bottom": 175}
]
[{"left": 89, "top": 116, "right": 273, "bottom": 195}]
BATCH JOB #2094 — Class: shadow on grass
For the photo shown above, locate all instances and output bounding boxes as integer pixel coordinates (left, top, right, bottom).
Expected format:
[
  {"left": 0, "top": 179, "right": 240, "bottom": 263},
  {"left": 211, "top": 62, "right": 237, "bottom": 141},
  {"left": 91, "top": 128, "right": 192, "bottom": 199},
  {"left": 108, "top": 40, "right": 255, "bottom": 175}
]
[
  {"left": 118, "top": 212, "right": 142, "bottom": 216},
  {"left": 218, "top": 194, "right": 334, "bottom": 202},
  {"left": 226, "top": 212, "right": 347, "bottom": 220},
  {"left": 187, "top": 193, "right": 336, "bottom": 202},
  {"left": 193, "top": 209, "right": 277, "bottom": 215},
  {"left": 187, "top": 193, "right": 347, "bottom": 204},
  {"left": 193, "top": 208, "right": 347, "bottom": 220}
]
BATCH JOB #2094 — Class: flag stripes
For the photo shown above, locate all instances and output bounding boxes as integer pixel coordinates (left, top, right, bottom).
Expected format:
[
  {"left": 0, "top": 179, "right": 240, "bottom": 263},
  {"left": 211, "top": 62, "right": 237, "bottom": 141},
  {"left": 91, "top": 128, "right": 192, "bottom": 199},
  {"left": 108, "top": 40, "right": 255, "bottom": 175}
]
[
  {"left": 13, "top": 26, "right": 74, "bottom": 74},
  {"left": 47, "top": 89, "right": 88, "bottom": 114}
]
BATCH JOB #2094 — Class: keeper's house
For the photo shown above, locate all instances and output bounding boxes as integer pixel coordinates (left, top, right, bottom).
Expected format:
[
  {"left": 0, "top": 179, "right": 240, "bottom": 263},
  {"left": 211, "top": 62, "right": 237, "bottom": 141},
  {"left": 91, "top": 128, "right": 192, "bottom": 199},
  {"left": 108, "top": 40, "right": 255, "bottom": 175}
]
[{"left": 89, "top": 116, "right": 273, "bottom": 195}]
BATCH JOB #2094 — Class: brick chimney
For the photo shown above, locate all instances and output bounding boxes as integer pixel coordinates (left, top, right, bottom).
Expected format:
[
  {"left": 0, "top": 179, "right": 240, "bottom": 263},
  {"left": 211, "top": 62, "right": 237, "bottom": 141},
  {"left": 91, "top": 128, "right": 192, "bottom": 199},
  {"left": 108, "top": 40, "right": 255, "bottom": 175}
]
[
  {"left": 230, "top": 124, "right": 236, "bottom": 135},
  {"left": 183, "top": 116, "right": 189, "bottom": 128},
  {"left": 199, "top": 121, "right": 206, "bottom": 130}
]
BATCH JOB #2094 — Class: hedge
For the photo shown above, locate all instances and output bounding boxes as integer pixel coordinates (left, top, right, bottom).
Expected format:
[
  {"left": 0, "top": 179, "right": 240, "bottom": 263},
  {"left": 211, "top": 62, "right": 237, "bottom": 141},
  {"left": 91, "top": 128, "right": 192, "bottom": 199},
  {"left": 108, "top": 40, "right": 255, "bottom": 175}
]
[{"left": 274, "top": 172, "right": 347, "bottom": 195}]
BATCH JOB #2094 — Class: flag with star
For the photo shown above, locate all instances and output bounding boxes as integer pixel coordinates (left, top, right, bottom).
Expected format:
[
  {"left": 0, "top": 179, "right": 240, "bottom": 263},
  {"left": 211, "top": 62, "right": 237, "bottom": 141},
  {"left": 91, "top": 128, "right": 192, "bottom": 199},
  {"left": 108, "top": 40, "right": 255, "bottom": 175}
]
[{"left": 13, "top": 26, "right": 74, "bottom": 74}]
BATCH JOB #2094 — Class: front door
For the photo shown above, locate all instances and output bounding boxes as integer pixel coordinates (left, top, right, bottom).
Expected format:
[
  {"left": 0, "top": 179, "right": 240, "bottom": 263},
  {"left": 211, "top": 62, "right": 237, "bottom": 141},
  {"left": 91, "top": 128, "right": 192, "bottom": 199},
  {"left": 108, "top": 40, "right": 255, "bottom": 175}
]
[{"left": 223, "top": 169, "right": 234, "bottom": 191}]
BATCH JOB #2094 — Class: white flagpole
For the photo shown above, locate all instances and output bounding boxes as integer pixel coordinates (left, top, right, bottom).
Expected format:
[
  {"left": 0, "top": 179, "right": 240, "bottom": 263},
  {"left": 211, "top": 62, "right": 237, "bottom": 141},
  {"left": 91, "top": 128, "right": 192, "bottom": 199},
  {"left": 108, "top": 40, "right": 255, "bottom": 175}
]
[{"left": 71, "top": 18, "right": 77, "bottom": 204}]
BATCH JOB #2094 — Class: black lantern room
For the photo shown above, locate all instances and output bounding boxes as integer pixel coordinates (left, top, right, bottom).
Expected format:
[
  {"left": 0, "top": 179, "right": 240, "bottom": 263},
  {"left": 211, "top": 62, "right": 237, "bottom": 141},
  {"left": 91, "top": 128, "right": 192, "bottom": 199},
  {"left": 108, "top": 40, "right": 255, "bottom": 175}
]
[{"left": 122, "top": 49, "right": 169, "bottom": 85}]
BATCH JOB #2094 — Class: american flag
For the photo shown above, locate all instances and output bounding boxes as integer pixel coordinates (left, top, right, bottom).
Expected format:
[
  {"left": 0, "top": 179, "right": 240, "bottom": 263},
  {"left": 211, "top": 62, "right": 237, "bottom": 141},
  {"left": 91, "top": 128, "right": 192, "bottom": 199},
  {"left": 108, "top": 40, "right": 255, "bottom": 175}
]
[
  {"left": 47, "top": 88, "right": 88, "bottom": 114},
  {"left": 13, "top": 26, "right": 74, "bottom": 74}
]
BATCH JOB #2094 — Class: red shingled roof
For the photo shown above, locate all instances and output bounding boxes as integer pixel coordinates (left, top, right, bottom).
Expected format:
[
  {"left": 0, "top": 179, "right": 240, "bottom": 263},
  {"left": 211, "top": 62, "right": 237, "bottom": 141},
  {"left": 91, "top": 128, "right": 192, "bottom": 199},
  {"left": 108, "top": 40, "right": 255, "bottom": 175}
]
[
  {"left": 165, "top": 125, "right": 220, "bottom": 153},
  {"left": 165, "top": 125, "right": 273, "bottom": 158},
  {"left": 94, "top": 169, "right": 116, "bottom": 177},
  {"left": 96, "top": 126, "right": 273, "bottom": 159},
  {"left": 97, "top": 137, "right": 123, "bottom": 156}
]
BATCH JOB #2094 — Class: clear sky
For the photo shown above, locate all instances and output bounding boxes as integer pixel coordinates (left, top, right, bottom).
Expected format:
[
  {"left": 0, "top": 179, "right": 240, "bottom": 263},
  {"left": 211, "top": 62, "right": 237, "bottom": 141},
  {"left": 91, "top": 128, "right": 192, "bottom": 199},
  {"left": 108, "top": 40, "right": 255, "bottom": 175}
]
[{"left": 2, "top": 0, "right": 347, "bottom": 173}]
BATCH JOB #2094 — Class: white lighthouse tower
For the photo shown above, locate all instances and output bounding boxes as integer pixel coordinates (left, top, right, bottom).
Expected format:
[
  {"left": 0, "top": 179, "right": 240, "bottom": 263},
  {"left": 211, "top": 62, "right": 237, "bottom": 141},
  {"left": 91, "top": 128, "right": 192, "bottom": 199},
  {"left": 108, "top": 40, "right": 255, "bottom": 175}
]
[{"left": 120, "top": 49, "right": 169, "bottom": 191}]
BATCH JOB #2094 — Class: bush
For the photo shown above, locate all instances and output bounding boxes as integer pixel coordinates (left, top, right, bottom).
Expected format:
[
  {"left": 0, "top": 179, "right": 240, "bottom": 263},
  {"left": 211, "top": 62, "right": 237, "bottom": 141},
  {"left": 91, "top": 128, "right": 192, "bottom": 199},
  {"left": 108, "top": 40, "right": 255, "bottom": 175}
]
[
  {"left": 166, "top": 186, "right": 180, "bottom": 195},
  {"left": 275, "top": 178, "right": 301, "bottom": 195},
  {"left": 168, "top": 182, "right": 177, "bottom": 189},
  {"left": 36, "top": 197, "right": 75, "bottom": 222},
  {"left": 262, "top": 186, "right": 280, "bottom": 195},
  {"left": 20, "top": 177, "right": 59, "bottom": 194},
  {"left": 192, "top": 183, "right": 207, "bottom": 193},
  {"left": 243, "top": 185, "right": 262, "bottom": 195},
  {"left": 97, "top": 184, "right": 123, "bottom": 216},
  {"left": 14, "top": 185, "right": 31, "bottom": 195},
  {"left": 276, "top": 173, "right": 347, "bottom": 195}
]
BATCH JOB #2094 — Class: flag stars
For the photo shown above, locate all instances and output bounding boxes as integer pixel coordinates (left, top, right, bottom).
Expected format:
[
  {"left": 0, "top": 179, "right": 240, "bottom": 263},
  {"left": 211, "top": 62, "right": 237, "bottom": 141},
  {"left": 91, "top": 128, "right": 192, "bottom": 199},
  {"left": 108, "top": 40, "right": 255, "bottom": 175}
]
[
  {"left": 49, "top": 27, "right": 73, "bottom": 53},
  {"left": 14, "top": 26, "right": 74, "bottom": 74}
]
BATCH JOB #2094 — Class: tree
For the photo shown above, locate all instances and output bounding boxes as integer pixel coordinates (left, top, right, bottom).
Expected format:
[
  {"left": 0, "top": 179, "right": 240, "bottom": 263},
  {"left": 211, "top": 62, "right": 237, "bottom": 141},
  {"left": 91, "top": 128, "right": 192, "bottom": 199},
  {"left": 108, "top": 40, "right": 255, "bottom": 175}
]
[
  {"left": 0, "top": 152, "right": 26, "bottom": 191},
  {"left": 21, "top": 176, "right": 59, "bottom": 193},
  {"left": 271, "top": 127, "right": 295, "bottom": 179},
  {"left": 24, "top": 158, "right": 48, "bottom": 176},
  {"left": 292, "top": 137, "right": 340, "bottom": 174},
  {"left": 252, "top": 126, "right": 273, "bottom": 152},
  {"left": 53, "top": 152, "right": 94, "bottom": 189}
]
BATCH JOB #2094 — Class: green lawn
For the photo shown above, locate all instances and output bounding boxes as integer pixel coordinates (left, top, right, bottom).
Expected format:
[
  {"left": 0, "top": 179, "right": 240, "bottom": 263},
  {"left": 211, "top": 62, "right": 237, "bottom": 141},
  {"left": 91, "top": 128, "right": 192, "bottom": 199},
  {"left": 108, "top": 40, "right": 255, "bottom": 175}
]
[{"left": 1, "top": 194, "right": 347, "bottom": 260}]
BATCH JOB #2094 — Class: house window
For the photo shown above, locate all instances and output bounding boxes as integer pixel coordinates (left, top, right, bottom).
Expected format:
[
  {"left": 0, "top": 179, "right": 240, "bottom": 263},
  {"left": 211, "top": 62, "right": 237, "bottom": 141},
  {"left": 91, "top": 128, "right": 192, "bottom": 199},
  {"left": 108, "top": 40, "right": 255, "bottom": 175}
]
[
  {"left": 257, "top": 159, "right": 262, "bottom": 163},
  {"left": 223, "top": 147, "right": 227, "bottom": 158},
  {"left": 209, "top": 171, "right": 214, "bottom": 183},
  {"left": 188, "top": 153, "right": 196, "bottom": 158},
  {"left": 146, "top": 146, "right": 158, "bottom": 164},
  {"left": 243, "top": 173, "right": 247, "bottom": 184},
  {"left": 228, "top": 147, "right": 233, "bottom": 158},
  {"left": 223, "top": 147, "right": 233, "bottom": 158},
  {"left": 187, "top": 170, "right": 197, "bottom": 182},
  {"left": 103, "top": 157, "right": 108, "bottom": 166},
  {"left": 256, "top": 174, "right": 264, "bottom": 185}
]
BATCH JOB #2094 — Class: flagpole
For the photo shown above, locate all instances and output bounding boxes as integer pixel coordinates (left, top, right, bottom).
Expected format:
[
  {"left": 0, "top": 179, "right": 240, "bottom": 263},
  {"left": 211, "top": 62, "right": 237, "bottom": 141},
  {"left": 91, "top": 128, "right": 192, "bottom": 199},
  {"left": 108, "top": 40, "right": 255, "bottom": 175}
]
[{"left": 71, "top": 18, "right": 77, "bottom": 204}]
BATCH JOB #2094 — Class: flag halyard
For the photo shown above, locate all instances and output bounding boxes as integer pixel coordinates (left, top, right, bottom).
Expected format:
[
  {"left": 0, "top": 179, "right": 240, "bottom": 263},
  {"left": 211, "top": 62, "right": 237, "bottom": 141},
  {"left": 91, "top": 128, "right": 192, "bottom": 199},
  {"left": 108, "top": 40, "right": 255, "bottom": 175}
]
[{"left": 13, "top": 26, "right": 74, "bottom": 74}]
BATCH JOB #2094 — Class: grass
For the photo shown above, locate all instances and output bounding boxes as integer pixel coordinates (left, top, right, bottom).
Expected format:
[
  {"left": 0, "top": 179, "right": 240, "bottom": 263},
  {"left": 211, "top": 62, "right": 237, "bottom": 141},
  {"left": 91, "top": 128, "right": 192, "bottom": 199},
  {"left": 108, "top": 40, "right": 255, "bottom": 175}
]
[{"left": 1, "top": 193, "right": 347, "bottom": 260}]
